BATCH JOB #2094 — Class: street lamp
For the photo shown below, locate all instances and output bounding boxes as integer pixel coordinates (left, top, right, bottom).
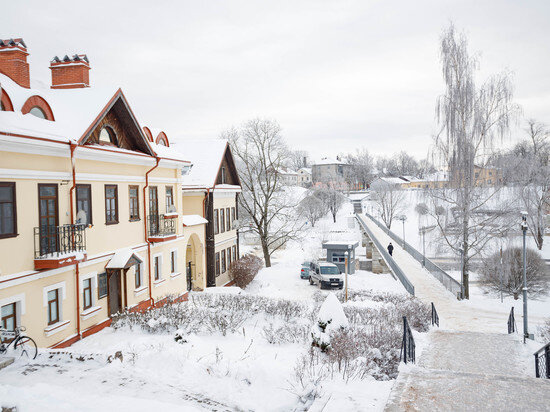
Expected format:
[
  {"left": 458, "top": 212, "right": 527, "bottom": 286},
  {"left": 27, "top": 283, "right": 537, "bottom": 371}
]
[
  {"left": 344, "top": 250, "right": 349, "bottom": 302},
  {"left": 458, "top": 242, "right": 464, "bottom": 300},
  {"left": 521, "top": 211, "right": 530, "bottom": 342},
  {"left": 398, "top": 215, "right": 407, "bottom": 248},
  {"left": 420, "top": 227, "right": 426, "bottom": 267}
]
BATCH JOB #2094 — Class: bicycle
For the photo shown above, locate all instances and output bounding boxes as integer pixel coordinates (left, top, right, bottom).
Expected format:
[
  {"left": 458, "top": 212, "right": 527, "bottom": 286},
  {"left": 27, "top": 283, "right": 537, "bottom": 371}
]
[{"left": 0, "top": 326, "right": 38, "bottom": 359}]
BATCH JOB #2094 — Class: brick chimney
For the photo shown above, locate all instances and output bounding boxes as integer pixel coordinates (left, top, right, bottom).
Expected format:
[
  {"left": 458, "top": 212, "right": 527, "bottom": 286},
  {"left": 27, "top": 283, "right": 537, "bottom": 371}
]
[
  {"left": 50, "top": 54, "right": 90, "bottom": 89},
  {"left": 0, "top": 38, "right": 30, "bottom": 88}
]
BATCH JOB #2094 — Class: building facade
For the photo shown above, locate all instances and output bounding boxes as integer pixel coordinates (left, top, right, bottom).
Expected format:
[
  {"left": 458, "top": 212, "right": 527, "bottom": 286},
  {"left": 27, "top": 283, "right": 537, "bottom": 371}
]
[
  {"left": 180, "top": 139, "right": 241, "bottom": 287},
  {"left": 0, "top": 39, "right": 207, "bottom": 347}
]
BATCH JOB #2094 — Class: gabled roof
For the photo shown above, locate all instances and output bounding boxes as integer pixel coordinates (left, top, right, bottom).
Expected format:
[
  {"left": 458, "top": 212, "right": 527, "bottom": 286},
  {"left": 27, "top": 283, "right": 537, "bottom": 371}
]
[{"left": 179, "top": 138, "right": 239, "bottom": 189}]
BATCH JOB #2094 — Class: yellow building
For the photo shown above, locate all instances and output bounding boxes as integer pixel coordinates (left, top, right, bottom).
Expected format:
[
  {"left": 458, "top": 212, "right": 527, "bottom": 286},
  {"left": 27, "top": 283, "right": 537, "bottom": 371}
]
[
  {"left": 180, "top": 139, "right": 241, "bottom": 287},
  {"left": 0, "top": 40, "right": 207, "bottom": 348}
]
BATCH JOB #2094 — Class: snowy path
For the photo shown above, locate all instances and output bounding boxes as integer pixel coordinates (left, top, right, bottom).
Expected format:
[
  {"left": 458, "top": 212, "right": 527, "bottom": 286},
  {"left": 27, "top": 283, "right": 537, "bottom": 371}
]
[
  {"left": 358, "top": 214, "right": 548, "bottom": 333},
  {"left": 385, "top": 330, "right": 550, "bottom": 411}
]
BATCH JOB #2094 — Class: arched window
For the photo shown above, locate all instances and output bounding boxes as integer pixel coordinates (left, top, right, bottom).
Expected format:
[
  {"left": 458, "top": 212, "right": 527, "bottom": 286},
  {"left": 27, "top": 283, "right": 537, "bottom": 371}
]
[
  {"left": 99, "top": 127, "right": 117, "bottom": 145},
  {"left": 29, "top": 106, "right": 47, "bottom": 119}
]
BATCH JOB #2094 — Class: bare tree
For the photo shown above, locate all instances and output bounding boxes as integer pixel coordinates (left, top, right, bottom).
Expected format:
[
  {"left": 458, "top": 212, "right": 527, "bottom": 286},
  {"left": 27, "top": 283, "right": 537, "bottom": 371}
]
[
  {"left": 371, "top": 180, "right": 405, "bottom": 229},
  {"left": 480, "top": 247, "right": 550, "bottom": 299},
  {"left": 315, "top": 186, "right": 345, "bottom": 223},
  {"left": 525, "top": 119, "right": 550, "bottom": 161},
  {"left": 428, "top": 23, "right": 520, "bottom": 298},
  {"left": 288, "top": 149, "right": 310, "bottom": 171},
  {"left": 346, "top": 148, "right": 374, "bottom": 189},
  {"left": 390, "top": 151, "right": 419, "bottom": 176},
  {"left": 298, "top": 192, "right": 327, "bottom": 227},
  {"left": 224, "top": 118, "right": 303, "bottom": 267}
]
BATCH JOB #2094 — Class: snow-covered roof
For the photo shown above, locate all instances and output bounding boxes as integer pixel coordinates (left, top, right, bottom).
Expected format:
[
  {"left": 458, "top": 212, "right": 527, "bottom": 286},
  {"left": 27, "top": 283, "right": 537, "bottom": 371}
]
[
  {"left": 179, "top": 138, "right": 229, "bottom": 189},
  {"left": 347, "top": 193, "right": 368, "bottom": 201},
  {"left": 313, "top": 157, "right": 347, "bottom": 166},
  {"left": 0, "top": 72, "right": 118, "bottom": 143},
  {"left": 181, "top": 215, "right": 208, "bottom": 227},
  {"left": 149, "top": 141, "right": 190, "bottom": 163},
  {"left": 322, "top": 240, "right": 359, "bottom": 249},
  {"left": 106, "top": 248, "right": 143, "bottom": 269},
  {"left": 375, "top": 177, "right": 407, "bottom": 185},
  {"left": 298, "top": 167, "right": 312, "bottom": 174},
  {"left": 277, "top": 167, "right": 297, "bottom": 175}
]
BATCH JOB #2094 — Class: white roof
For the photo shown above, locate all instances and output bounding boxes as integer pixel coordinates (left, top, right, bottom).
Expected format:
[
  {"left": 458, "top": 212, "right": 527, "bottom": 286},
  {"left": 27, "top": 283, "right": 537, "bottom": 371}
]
[
  {"left": 375, "top": 177, "right": 407, "bottom": 185},
  {"left": 0, "top": 72, "right": 117, "bottom": 143},
  {"left": 181, "top": 215, "right": 208, "bottom": 226},
  {"left": 313, "top": 157, "right": 347, "bottom": 166},
  {"left": 179, "top": 138, "right": 229, "bottom": 188},
  {"left": 149, "top": 141, "right": 190, "bottom": 163},
  {"left": 298, "top": 167, "right": 312, "bottom": 174},
  {"left": 106, "top": 248, "right": 143, "bottom": 269}
]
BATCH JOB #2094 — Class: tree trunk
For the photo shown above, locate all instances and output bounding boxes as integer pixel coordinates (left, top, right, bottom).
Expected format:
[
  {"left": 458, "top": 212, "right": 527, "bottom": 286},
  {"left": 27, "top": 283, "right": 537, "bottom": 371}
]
[
  {"left": 261, "top": 238, "right": 271, "bottom": 267},
  {"left": 332, "top": 212, "right": 336, "bottom": 223}
]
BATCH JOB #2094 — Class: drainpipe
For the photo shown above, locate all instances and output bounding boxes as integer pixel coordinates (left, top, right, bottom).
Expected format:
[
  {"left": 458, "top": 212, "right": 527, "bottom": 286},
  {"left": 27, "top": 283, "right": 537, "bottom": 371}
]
[
  {"left": 144, "top": 157, "right": 160, "bottom": 306},
  {"left": 69, "top": 143, "right": 82, "bottom": 340}
]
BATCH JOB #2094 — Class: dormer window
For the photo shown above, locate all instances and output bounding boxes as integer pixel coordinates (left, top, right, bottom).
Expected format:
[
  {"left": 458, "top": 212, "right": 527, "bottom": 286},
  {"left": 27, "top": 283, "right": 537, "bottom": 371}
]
[
  {"left": 99, "top": 126, "right": 117, "bottom": 146},
  {"left": 29, "top": 106, "right": 46, "bottom": 119}
]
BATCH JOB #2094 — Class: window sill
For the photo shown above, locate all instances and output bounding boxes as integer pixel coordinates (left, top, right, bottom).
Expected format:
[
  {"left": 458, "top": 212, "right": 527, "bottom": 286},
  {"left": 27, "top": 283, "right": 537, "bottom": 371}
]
[
  {"left": 153, "top": 278, "right": 166, "bottom": 287},
  {"left": 44, "top": 320, "right": 70, "bottom": 337},
  {"left": 170, "top": 272, "right": 181, "bottom": 279},
  {"left": 80, "top": 306, "right": 101, "bottom": 321},
  {"left": 129, "top": 218, "right": 141, "bottom": 222},
  {"left": 134, "top": 285, "right": 148, "bottom": 296},
  {"left": 105, "top": 221, "right": 119, "bottom": 226},
  {"left": 0, "top": 233, "right": 18, "bottom": 239}
]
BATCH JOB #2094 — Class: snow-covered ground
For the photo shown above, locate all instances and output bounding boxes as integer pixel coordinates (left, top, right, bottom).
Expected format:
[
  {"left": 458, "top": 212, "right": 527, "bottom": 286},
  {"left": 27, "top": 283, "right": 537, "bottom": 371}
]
[{"left": 0, "top": 204, "right": 410, "bottom": 412}]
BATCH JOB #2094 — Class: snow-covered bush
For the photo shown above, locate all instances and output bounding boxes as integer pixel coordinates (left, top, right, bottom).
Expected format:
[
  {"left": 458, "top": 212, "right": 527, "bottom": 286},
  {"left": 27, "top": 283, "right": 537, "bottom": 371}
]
[
  {"left": 262, "top": 322, "right": 310, "bottom": 344},
  {"left": 311, "top": 293, "right": 349, "bottom": 351},
  {"left": 228, "top": 253, "right": 263, "bottom": 288},
  {"left": 480, "top": 247, "right": 550, "bottom": 299}
]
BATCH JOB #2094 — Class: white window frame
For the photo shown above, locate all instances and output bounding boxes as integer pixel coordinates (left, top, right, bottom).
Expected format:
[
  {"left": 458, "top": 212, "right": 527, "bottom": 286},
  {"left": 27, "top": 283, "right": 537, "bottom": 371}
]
[
  {"left": 153, "top": 253, "right": 164, "bottom": 285},
  {"left": 134, "top": 261, "right": 145, "bottom": 290},
  {"left": 0, "top": 293, "right": 25, "bottom": 329},
  {"left": 169, "top": 248, "right": 180, "bottom": 278},
  {"left": 79, "top": 272, "right": 101, "bottom": 320},
  {"left": 43, "top": 281, "right": 68, "bottom": 333}
]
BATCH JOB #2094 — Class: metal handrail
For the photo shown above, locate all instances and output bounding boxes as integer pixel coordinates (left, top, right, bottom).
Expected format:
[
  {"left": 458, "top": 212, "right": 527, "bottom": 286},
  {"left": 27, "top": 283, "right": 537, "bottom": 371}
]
[
  {"left": 507, "top": 307, "right": 517, "bottom": 334},
  {"left": 400, "top": 316, "right": 415, "bottom": 364},
  {"left": 363, "top": 212, "right": 462, "bottom": 299},
  {"left": 534, "top": 343, "right": 550, "bottom": 379},
  {"left": 431, "top": 302, "right": 439, "bottom": 327},
  {"left": 148, "top": 214, "right": 176, "bottom": 237},
  {"left": 356, "top": 214, "right": 415, "bottom": 295}
]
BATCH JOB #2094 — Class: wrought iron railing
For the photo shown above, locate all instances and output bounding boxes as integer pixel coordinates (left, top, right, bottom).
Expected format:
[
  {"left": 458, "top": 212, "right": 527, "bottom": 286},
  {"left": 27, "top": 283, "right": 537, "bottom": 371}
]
[
  {"left": 355, "top": 215, "right": 415, "bottom": 295},
  {"left": 431, "top": 302, "right": 439, "bottom": 327},
  {"left": 148, "top": 214, "right": 176, "bottom": 238},
  {"left": 534, "top": 343, "right": 550, "bottom": 379},
  {"left": 362, "top": 212, "right": 462, "bottom": 299},
  {"left": 507, "top": 307, "right": 517, "bottom": 334},
  {"left": 400, "top": 316, "right": 415, "bottom": 364},
  {"left": 34, "top": 224, "right": 86, "bottom": 259}
]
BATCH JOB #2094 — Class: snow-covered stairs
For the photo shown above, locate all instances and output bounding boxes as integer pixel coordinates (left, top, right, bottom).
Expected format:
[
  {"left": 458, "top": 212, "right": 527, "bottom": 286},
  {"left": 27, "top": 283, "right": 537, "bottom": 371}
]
[{"left": 385, "top": 330, "right": 550, "bottom": 411}]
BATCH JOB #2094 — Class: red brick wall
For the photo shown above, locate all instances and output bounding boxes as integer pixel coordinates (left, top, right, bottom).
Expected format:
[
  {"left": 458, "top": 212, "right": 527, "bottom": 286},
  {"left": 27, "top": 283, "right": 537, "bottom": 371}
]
[
  {"left": 50, "top": 63, "right": 90, "bottom": 89},
  {"left": 0, "top": 49, "right": 30, "bottom": 88}
]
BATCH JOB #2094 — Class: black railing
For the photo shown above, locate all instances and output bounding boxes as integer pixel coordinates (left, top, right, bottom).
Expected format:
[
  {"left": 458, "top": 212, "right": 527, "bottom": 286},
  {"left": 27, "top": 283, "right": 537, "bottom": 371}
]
[
  {"left": 148, "top": 214, "right": 176, "bottom": 238},
  {"left": 400, "top": 316, "right": 415, "bottom": 364},
  {"left": 507, "top": 307, "right": 517, "bottom": 334},
  {"left": 34, "top": 224, "right": 86, "bottom": 259},
  {"left": 431, "top": 302, "right": 439, "bottom": 327},
  {"left": 534, "top": 343, "right": 550, "bottom": 379}
]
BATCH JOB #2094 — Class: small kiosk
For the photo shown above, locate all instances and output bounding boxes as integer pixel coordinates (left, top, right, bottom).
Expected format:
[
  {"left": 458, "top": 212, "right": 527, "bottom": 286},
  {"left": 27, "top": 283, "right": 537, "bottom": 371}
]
[{"left": 322, "top": 240, "right": 359, "bottom": 274}]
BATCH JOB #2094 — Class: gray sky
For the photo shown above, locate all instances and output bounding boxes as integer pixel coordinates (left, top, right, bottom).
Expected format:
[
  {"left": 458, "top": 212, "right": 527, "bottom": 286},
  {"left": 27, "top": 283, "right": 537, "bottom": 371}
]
[{"left": 3, "top": 0, "right": 550, "bottom": 160}]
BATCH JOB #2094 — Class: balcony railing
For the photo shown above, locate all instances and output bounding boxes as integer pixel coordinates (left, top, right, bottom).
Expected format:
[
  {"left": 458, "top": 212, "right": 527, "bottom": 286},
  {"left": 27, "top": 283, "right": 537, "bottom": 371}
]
[
  {"left": 148, "top": 214, "right": 176, "bottom": 239},
  {"left": 34, "top": 224, "right": 86, "bottom": 259}
]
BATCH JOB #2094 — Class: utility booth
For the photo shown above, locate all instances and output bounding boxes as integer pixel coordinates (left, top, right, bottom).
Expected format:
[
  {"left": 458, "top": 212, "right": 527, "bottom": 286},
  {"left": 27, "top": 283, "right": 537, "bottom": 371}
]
[{"left": 322, "top": 240, "right": 359, "bottom": 274}]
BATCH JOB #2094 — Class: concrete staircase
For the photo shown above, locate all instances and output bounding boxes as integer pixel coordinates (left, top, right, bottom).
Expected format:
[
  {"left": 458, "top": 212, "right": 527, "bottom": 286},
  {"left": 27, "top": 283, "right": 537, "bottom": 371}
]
[{"left": 385, "top": 331, "right": 550, "bottom": 411}]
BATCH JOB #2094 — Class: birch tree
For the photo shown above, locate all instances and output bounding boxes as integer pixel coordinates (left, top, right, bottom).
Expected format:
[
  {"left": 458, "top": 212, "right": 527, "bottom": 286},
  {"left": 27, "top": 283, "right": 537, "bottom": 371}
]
[
  {"left": 224, "top": 119, "right": 302, "bottom": 267},
  {"left": 371, "top": 180, "right": 405, "bottom": 229},
  {"left": 428, "top": 23, "right": 520, "bottom": 299}
]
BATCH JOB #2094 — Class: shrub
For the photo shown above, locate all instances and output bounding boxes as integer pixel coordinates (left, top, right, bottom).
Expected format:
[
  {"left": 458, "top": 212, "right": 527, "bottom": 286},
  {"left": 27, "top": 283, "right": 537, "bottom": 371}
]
[
  {"left": 537, "top": 319, "right": 550, "bottom": 342},
  {"left": 228, "top": 253, "right": 263, "bottom": 288},
  {"left": 480, "top": 247, "right": 550, "bottom": 298}
]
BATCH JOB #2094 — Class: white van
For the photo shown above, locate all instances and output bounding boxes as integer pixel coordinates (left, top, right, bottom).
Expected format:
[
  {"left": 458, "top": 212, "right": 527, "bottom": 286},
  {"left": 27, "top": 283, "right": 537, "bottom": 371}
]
[{"left": 309, "top": 262, "right": 344, "bottom": 289}]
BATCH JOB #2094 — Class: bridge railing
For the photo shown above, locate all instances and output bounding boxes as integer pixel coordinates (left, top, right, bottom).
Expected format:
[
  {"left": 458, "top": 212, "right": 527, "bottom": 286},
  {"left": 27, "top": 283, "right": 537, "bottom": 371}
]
[
  {"left": 534, "top": 343, "right": 550, "bottom": 379},
  {"left": 356, "top": 214, "right": 415, "bottom": 295},
  {"left": 400, "top": 316, "right": 415, "bottom": 364},
  {"left": 362, "top": 212, "right": 462, "bottom": 299}
]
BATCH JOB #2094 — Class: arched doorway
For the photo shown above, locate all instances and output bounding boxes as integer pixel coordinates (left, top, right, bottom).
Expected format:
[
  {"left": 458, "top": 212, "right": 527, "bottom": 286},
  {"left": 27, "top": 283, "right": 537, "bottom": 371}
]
[{"left": 186, "top": 233, "right": 204, "bottom": 291}]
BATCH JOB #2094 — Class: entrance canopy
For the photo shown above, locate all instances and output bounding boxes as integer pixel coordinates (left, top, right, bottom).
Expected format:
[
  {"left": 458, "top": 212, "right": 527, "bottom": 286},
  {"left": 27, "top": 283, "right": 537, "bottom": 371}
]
[{"left": 106, "top": 248, "right": 143, "bottom": 270}]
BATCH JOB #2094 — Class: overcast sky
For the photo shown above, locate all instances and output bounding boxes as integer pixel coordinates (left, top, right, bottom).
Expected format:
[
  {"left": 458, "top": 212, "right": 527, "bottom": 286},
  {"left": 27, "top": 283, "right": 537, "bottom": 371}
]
[{"left": 3, "top": 0, "right": 550, "bottom": 160}]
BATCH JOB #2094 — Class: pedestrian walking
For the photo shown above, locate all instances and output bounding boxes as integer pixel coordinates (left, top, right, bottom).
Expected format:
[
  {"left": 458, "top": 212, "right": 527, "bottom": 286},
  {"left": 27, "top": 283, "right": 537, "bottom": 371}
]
[{"left": 387, "top": 242, "right": 394, "bottom": 256}]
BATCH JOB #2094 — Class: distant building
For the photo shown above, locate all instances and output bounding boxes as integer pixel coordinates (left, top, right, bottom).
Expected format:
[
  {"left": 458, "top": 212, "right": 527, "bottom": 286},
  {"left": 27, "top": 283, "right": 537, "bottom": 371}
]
[
  {"left": 297, "top": 167, "right": 312, "bottom": 186},
  {"left": 312, "top": 157, "right": 352, "bottom": 188},
  {"left": 277, "top": 167, "right": 299, "bottom": 186}
]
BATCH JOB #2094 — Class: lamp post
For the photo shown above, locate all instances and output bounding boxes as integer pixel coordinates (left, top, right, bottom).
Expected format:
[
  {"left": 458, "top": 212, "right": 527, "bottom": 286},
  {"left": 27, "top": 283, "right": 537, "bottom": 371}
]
[
  {"left": 459, "top": 243, "right": 464, "bottom": 300},
  {"left": 398, "top": 215, "right": 407, "bottom": 248},
  {"left": 521, "top": 211, "right": 529, "bottom": 342},
  {"left": 420, "top": 227, "right": 426, "bottom": 267},
  {"left": 344, "top": 250, "right": 349, "bottom": 302}
]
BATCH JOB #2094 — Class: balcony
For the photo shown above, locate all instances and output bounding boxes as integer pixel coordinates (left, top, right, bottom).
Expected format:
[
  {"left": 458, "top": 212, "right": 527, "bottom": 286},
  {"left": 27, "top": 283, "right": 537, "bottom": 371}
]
[
  {"left": 148, "top": 214, "right": 177, "bottom": 242},
  {"left": 34, "top": 224, "right": 87, "bottom": 270}
]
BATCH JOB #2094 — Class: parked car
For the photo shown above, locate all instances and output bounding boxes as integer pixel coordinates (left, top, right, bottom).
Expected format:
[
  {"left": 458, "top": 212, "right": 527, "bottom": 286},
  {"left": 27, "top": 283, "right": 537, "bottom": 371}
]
[
  {"left": 300, "top": 266, "right": 310, "bottom": 279},
  {"left": 309, "top": 261, "right": 344, "bottom": 289}
]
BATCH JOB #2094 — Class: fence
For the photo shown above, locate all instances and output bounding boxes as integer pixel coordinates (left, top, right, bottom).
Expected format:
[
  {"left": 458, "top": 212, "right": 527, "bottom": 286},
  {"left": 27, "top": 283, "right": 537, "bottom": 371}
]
[
  {"left": 363, "top": 212, "right": 462, "bottom": 299},
  {"left": 356, "top": 215, "right": 415, "bottom": 295},
  {"left": 34, "top": 224, "right": 86, "bottom": 258},
  {"left": 400, "top": 316, "right": 415, "bottom": 364},
  {"left": 507, "top": 307, "right": 517, "bottom": 334},
  {"left": 534, "top": 343, "right": 550, "bottom": 379},
  {"left": 431, "top": 302, "right": 439, "bottom": 327}
]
